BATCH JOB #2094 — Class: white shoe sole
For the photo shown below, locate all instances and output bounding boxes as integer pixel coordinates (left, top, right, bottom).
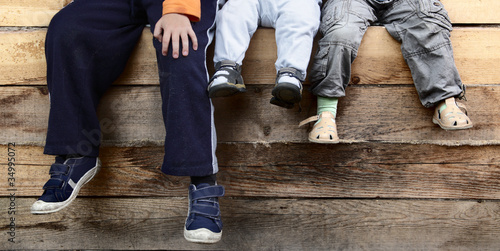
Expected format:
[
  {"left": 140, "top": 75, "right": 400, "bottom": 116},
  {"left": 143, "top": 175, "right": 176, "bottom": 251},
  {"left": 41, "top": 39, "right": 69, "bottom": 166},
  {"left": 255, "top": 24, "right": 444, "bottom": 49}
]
[
  {"left": 31, "top": 158, "right": 101, "bottom": 214},
  {"left": 184, "top": 227, "right": 222, "bottom": 244}
]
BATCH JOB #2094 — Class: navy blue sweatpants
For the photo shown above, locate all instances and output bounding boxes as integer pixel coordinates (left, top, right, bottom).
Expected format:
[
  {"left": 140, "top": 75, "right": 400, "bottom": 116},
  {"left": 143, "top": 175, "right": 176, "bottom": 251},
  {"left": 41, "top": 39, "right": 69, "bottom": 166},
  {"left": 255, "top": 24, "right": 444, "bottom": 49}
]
[{"left": 44, "top": 0, "right": 219, "bottom": 176}]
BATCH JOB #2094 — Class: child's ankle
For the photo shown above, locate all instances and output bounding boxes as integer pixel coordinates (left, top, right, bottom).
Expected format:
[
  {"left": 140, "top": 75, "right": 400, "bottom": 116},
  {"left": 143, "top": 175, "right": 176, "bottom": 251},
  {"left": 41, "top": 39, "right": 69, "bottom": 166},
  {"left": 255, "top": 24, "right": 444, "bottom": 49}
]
[{"left": 317, "top": 96, "right": 338, "bottom": 118}]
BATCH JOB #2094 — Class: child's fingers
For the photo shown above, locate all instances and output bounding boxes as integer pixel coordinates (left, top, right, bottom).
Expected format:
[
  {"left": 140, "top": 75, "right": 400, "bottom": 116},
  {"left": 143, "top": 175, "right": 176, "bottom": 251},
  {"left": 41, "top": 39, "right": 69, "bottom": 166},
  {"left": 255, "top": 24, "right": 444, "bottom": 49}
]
[
  {"left": 169, "top": 31, "right": 180, "bottom": 58},
  {"left": 181, "top": 32, "right": 190, "bottom": 56},
  {"left": 153, "top": 24, "right": 162, "bottom": 42},
  {"left": 162, "top": 32, "right": 171, "bottom": 57},
  {"left": 189, "top": 29, "right": 198, "bottom": 52}
]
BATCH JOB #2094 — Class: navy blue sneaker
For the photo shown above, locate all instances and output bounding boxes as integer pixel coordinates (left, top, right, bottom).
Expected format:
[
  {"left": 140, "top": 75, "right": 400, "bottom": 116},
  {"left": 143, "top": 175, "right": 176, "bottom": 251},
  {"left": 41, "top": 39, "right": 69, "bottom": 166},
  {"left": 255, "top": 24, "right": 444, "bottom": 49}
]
[
  {"left": 184, "top": 183, "right": 225, "bottom": 243},
  {"left": 31, "top": 155, "right": 101, "bottom": 214}
]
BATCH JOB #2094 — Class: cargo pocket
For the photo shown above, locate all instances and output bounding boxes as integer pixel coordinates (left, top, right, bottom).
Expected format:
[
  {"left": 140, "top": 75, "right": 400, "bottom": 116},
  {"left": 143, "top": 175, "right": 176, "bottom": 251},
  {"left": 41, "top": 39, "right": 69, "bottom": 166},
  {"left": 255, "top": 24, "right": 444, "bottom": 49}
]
[
  {"left": 320, "top": 0, "right": 350, "bottom": 35},
  {"left": 416, "top": 0, "right": 452, "bottom": 31},
  {"left": 308, "top": 45, "right": 330, "bottom": 85}
]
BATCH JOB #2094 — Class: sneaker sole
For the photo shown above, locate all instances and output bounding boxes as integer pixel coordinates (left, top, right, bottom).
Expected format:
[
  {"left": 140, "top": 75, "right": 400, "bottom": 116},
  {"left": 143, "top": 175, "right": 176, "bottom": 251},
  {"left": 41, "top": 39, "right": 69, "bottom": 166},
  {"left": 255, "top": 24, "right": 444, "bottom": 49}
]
[
  {"left": 31, "top": 158, "right": 102, "bottom": 214},
  {"left": 184, "top": 227, "right": 222, "bottom": 244},
  {"left": 208, "top": 83, "right": 246, "bottom": 98},
  {"left": 272, "top": 83, "right": 301, "bottom": 104}
]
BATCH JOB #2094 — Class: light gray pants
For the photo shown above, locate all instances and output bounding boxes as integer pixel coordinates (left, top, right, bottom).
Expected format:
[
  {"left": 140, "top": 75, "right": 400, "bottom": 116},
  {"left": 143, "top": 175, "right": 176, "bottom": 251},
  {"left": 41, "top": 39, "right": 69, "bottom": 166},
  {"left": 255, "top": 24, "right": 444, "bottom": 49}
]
[
  {"left": 310, "top": 0, "right": 464, "bottom": 107},
  {"left": 214, "top": 0, "right": 322, "bottom": 78}
]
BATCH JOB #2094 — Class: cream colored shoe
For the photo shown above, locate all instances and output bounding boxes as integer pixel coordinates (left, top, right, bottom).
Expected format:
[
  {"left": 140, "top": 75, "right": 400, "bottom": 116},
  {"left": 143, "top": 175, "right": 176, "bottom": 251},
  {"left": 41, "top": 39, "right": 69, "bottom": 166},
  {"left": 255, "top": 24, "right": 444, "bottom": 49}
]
[
  {"left": 432, "top": 97, "right": 473, "bottom": 130},
  {"left": 299, "top": 111, "right": 339, "bottom": 144}
]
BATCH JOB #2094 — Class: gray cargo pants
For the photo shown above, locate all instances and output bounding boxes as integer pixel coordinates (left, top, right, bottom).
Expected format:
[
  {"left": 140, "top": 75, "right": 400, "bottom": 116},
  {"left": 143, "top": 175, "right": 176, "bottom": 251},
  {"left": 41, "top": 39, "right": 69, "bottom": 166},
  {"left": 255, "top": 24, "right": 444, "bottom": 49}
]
[{"left": 309, "top": 0, "right": 464, "bottom": 108}]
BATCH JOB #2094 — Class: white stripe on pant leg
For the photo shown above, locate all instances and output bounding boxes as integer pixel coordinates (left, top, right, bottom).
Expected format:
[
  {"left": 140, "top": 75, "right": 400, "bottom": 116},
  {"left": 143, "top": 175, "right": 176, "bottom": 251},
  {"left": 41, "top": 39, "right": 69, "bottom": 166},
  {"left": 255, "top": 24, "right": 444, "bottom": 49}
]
[{"left": 204, "top": 1, "right": 220, "bottom": 174}]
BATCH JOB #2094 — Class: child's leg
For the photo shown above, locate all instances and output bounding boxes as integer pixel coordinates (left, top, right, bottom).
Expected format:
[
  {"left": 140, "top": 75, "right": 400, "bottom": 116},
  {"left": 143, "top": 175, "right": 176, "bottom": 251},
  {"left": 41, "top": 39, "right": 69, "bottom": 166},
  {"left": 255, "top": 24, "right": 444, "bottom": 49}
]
[
  {"left": 381, "top": 0, "right": 463, "bottom": 108},
  {"left": 269, "top": 0, "right": 322, "bottom": 108},
  {"left": 44, "top": 0, "right": 147, "bottom": 157},
  {"left": 34, "top": 0, "right": 146, "bottom": 214},
  {"left": 318, "top": 96, "right": 339, "bottom": 118},
  {"left": 213, "top": 0, "right": 260, "bottom": 65},
  {"left": 208, "top": 0, "right": 260, "bottom": 97},
  {"left": 381, "top": 0, "right": 472, "bottom": 130},
  {"left": 146, "top": 0, "right": 219, "bottom": 177},
  {"left": 147, "top": 0, "right": 225, "bottom": 243},
  {"left": 301, "top": 0, "right": 377, "bottom": 143},
  {"left": 273, "top": 0, "right": 321, "bottom": 78},
  {"left": 309, "top": 96, "right": 340, "bottom": 143},
  {"left": 309, "top": 0, "right": 376, "bottom": 99}
]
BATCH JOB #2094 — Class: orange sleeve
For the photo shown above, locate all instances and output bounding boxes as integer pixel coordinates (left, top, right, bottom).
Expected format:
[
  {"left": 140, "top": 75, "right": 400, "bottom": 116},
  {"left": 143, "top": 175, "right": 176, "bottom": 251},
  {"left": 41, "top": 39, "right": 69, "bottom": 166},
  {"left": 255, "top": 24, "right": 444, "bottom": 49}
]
[{"left": 162, "top": 0, "right": 201, "bottom": 22}]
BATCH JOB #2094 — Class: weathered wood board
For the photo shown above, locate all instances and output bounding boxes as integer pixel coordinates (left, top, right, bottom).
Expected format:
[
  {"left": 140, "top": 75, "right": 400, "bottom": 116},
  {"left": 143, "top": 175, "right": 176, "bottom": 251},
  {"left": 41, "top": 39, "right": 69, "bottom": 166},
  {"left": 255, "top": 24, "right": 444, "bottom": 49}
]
[
  {"left": 441, "top": 0, "right": 500, "bottom": 24},
  {"left": 1, "top": 198, "right": 500, "bottom": 250},
  {"left": 1, "top": 144, "right": 499, "bottom": 199},
  {"left": 1, "top": 1, "right": 499, "bottom": 250},
  {"left": 1, "top": 85, "right": 499, "bottom": 145},
  {"left": 0, "top": 30, "right": 47, "bottom": 86},
  {"left": 1, "top": 27, "right": 500, "bottom": 86},
  {"left": 1, "top": 0, "right": 499, "bottom": 27},
  {"left": 0, "top": 0, "right": 71, "bottom": 26}
]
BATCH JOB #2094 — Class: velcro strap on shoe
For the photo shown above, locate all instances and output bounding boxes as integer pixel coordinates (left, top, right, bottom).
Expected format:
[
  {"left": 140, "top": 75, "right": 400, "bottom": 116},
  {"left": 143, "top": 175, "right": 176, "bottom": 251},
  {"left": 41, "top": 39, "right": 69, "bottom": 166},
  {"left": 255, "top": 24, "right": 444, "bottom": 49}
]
[
  {"left": 278, "top": 67, "right": 305, "bottom": 82},
  {"left": 215, "top": 60, "right": 241, "bottom": 72},
  {"left": 49, "top": 163, "right": 70, "bottom": 175},
  {"left": 191, "top": 204, "right": 221, "bottom": 217},
  {"left": 191, "top": 185, "right": 225, "bottom": 201},
  {"left": 209, "top": 61, "right": 245, "bottom": 88},
  {"left": 211, "top": 66, "right": 243, "bottom": 82},
  {"left": 299, "top": 115, "right": 320, "bottom": 127},
  {"left": 43, "top": 178, "right": 65, "bottom": 189}
]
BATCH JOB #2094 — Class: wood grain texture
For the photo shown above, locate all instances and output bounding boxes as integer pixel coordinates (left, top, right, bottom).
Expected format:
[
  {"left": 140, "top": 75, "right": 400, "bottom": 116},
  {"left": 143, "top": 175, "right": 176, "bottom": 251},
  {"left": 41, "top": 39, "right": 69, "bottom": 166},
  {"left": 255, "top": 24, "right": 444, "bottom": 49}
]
[
  {"left": 441, "top": 0, "right": 500, "bottom": 24},
  {"left": 1, "top": 85, "right": 499, "bottom": 145},
  {"left": 1, "top": 197, "right": 500, "bottom": 250},
  {"left": 2, "top": 1, "right": 499, "bottom": 249},
  {"left": 0, "top": 30, "right": 47, "bottom": 85},
  {"left": 1, "top": 27, "right": 500, "bottom": 86},
  {"left": 0, "top": 0, "right": 71, "bottom": 26},
  {"left": 2, "top": 144, "right": 499, "bottom": 199},
  {"left": 1, "top": 0, "right": 498, "bottom": 27}
]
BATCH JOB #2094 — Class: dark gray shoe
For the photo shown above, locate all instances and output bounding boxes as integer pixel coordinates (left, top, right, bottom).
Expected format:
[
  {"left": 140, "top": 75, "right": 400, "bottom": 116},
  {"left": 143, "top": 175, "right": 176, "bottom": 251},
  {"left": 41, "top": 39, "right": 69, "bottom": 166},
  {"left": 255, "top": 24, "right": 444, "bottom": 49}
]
[
  {"left": 270, "top": 67, "right": 303, "bottom": 109},
  {"left": 208, "top": 60, "right": 246, "bottom": 98}
]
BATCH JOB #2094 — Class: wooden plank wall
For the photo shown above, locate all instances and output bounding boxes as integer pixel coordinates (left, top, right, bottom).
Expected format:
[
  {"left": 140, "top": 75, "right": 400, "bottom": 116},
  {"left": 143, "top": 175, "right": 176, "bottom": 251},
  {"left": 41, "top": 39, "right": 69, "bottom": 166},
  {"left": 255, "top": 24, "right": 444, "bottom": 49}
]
[{"left": 1, "top": 0, "right": 500, "bottom": 250}]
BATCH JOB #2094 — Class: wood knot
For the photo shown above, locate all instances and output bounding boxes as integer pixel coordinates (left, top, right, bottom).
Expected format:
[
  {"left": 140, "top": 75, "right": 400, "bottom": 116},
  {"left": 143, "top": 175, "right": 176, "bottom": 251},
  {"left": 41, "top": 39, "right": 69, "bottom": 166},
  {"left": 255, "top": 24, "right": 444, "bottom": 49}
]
[
  {"left": 37, "top": 86, "right": 49, "bottom": 95},
  {"left": 263, "top": 126, "right": 271, "bottom": 136},
  {"left": 351, "top": 76, "right": 361, "bottom": 85}
]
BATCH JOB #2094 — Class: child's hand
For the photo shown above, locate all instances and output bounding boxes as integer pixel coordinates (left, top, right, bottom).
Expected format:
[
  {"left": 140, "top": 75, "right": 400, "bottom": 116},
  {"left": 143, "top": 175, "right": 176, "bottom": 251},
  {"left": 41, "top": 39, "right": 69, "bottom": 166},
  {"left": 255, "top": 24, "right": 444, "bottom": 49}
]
[{"left": 153, "top": 13, "right": 198, "bottom": 58}]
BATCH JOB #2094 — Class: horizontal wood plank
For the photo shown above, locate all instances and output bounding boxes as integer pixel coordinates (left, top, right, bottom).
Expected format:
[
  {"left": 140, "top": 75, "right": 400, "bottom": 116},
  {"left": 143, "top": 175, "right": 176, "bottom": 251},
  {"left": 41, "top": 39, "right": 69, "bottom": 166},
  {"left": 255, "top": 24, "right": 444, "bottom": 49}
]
[
  {"left": 0, "top": 0, "right": 70, "bottom": 27},
  {"left": 441, "top": 0, "right": 500, "bottom": 24},
  {"left": 1, "top": 85, "right": 499, "bottom": 145},
  {"left": 1, "top": 0, "right": 498, "bottom": 27},
  {"left": 1, "top": 27, "right": 500, "bottom": 86},
  {"left": 1, "top": 197, "right": 500, "bottom": 250},
  {"left": 2, "top": 1, "right": 499, "bottom": 249},
  {"left": 0, "top": 30, "right": 47, "bottom": 85},
  {"left": 2, "top": 144, "right": 499, "bottom": 199}
]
